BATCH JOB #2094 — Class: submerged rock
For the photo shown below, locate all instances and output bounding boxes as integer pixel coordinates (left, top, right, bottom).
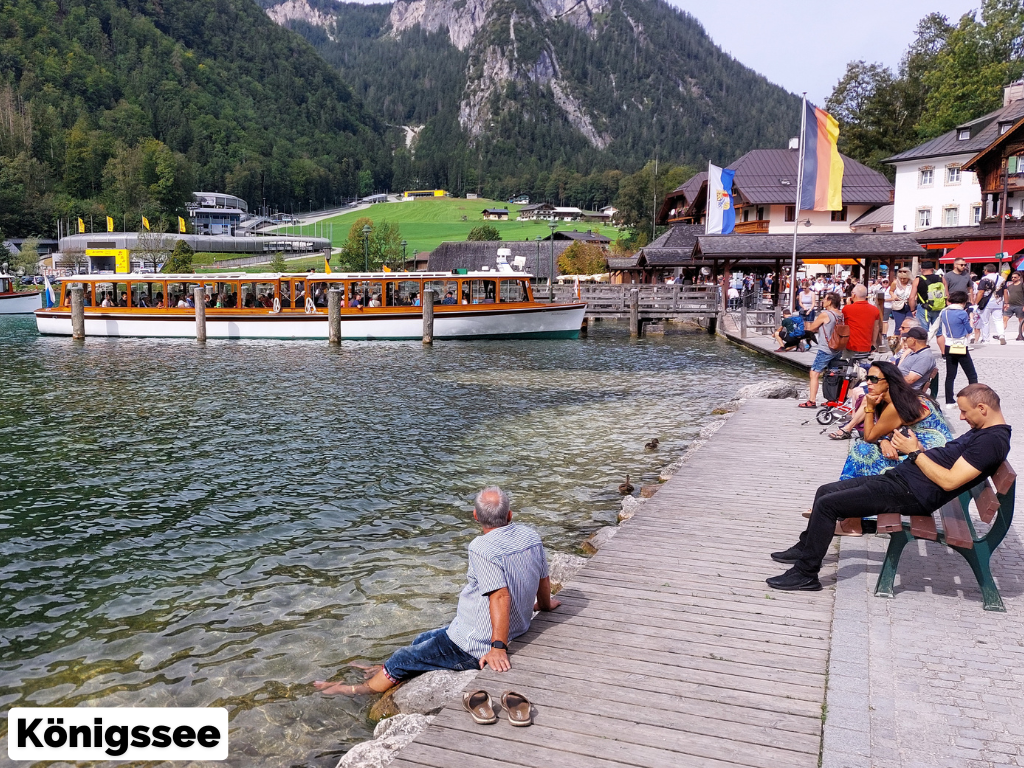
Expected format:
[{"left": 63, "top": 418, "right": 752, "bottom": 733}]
[
  {"left": 547, "top": 551, "right": 588, "bottom": 592},
  {"left": 639, "top": 485, "right": 660, "bottom": 499},
  {"left": 734, "top": 380, "right": 800, "bottom": 400},
  {"left": 582, "top": 526, "right": 618, "bottom": 554},
  {"left": 338, "top": 713, "right": 434, "bottom": 768}
]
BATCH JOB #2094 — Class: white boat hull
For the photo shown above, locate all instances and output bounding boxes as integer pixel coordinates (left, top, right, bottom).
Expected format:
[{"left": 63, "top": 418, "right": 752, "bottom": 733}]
[
  {"left": 34, "top": 304, "right": 587, "bottom": 340},
  {"left": 0, "top": 292, "right": 42, "bottom": 314}
]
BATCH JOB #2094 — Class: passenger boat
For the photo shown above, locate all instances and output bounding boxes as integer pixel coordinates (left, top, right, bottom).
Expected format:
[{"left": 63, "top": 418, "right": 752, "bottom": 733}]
[
  {"left": 0, "top": 275, "right": 42, "bottom": 314},
  {"left": 34, "top": 271, "right": 587, "bottom": 340}
]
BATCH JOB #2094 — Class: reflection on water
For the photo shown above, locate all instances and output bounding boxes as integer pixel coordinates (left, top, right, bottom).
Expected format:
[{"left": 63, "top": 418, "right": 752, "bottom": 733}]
[{"left": 0, "top": 315, "right": 795, "bottom": 766}]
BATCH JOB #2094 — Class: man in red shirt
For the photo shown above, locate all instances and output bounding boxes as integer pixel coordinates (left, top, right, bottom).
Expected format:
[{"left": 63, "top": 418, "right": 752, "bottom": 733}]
[{"left": 842, "top": 284, "right": 882, "bottom": 357}]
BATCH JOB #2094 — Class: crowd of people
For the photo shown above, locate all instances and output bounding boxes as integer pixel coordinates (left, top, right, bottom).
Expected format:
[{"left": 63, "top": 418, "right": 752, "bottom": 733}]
[{"left": 761, "top": 260, "right": 1015, "bottom": 592}]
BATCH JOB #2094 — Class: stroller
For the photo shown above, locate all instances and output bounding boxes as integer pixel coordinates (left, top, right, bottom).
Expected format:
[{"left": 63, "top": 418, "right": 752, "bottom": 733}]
[{"left": 815, "top": 360, "right": 869, "bottom": 426}]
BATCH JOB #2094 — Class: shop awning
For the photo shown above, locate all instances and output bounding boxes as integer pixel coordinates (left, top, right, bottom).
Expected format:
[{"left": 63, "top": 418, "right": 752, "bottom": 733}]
[
  {"left": 939, "top": 239, "right": 1024, "bottom": 263},
  {"left": 799, "top": 258, "right": 860, "bottom": 266}
]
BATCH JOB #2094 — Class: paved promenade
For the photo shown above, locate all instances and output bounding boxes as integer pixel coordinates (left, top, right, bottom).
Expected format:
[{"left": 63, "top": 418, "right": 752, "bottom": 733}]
[{"left": 393, "top": 400, "right": 847, "bottom": 768}]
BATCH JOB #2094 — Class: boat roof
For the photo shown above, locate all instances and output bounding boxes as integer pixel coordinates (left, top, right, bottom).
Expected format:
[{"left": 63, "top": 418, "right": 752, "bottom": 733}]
[{"left": 66, "top": 271, "right": 536, "bottom": 280}]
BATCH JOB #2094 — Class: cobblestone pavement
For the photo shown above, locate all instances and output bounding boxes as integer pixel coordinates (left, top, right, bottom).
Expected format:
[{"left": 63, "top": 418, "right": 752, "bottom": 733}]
[{"left": 823, "top": 338, "right": 1024, "bottom": 768}]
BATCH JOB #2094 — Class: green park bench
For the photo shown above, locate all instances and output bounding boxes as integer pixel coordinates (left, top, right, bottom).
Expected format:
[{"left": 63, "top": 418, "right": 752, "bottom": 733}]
[{"left": 873, "top": 461, "right": 1017, "bottom": 612}]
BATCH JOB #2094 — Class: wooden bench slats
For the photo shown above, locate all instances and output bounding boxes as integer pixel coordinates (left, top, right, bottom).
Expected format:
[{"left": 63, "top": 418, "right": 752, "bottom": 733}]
[
  {"left": 992, "top": 462, "right": 1017, "bottom": 496},
  {"left": 876, "top": 513, "right": 903, "bottom": 533},
  {"left": 909, "top": 515, "right": 938, "bottom": 541},
  {"left": 938, "top": 499, "right": 974, "bottom": 549},
  {"left": 976, "top": 487, "right": 1001, "bottom": 525}
]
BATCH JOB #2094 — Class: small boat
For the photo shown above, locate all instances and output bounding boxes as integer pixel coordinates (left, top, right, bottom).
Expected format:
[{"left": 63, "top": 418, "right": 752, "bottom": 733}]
[
  {"left": 0, "top": 275, "right": 42, "bottom": 314},
  {"left": 34, "top": 270, "right": 587, "bottom": 340}
]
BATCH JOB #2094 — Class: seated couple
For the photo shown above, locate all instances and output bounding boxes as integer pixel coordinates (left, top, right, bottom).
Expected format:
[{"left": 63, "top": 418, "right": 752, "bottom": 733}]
[
  {"left": 828, "top": 323, "right": 937, "bottom": 441},
  {"left": 768, "top": 383, "right": 1011, "bottom": 591},
  {"left": 314, "top": 486, "right": 560, "bottom": 696}
]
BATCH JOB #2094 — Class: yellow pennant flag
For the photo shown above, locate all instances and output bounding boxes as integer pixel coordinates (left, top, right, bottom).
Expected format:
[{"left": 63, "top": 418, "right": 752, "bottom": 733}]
[
  {"left": 381, "top": 264, "right": 391, "bottom": 273},
  {"left": 77, "top": 217, "right": 85, "bottom": 234},
  {"left": 142, "top": 216, "right": 151, "bottom": 231},
  {"left": 106, "top": 216, "right": 114, "bottom": 232},
  {"left": 324, "top": 258, "right": 332, "bottom": 274},
  {"left": 178, "top": 216, "right": 186, "bottom": 234}
]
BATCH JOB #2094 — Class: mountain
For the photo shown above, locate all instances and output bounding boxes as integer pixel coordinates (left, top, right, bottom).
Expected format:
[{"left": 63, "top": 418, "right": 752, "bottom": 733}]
[
  {"left": 264, "top": 0, "right": 802, "bottom": 201},
  {"left": 0, "top": 0, "right": 388, "bottom": 237}
]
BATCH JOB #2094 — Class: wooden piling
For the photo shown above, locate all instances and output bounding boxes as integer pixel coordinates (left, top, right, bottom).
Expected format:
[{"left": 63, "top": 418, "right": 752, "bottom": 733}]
[
  {"left": 194, "top": 286, "right": 207, "bottom": 343},
  {"left": 70, "top": 286, "right": 85, "bottom": 340},
  {"left": 328, "top": 289, "right": 342, "bottom": 345},
  {"left": 629, "top": 289, "right": 640, "bottom": 337},
  {"left": 579, "top": 316, "right": 588, "bottom": 337},
  {"left": 422, "top": 289, "right": 434, "bottom": 345},
  {"left": 740, "top": 299, "right": 748, "bottom": 339}
]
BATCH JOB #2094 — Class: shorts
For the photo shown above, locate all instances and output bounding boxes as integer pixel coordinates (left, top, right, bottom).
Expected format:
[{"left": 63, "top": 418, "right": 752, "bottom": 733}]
[
  {"left": 811, "top": 348, "right": 842, "bottom": 372},
  {"left": 1003, "top": 305, "right": 1024, "bottom": 321},
  {"left": 382, "top": 626, "right": 479, "bottom": 684}
]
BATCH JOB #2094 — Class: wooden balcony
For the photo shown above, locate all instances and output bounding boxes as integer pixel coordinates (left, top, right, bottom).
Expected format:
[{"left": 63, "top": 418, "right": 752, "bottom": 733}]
[{"left": 733, "top": 220, "right": 770, "bottom": 234}]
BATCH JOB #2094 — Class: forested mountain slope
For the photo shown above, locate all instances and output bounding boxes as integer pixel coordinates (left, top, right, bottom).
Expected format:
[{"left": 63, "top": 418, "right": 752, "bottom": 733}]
[
  {"left": 0, "top": 0, "right": 389, "bottom": 237},
  {"left": 267, "top": 0, "right": 802, "bottom": 203}
]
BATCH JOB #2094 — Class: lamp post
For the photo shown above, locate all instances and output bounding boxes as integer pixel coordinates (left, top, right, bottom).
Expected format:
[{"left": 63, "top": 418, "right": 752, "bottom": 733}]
[
  {"left": 362, "top": 224, "right": 372, "bottom": 272},
  {"left": 548, "top": 221, "right": 556, "bottom": 302},
  {"left": 401, "top": 239, "right": 408, "bottom": 272}
]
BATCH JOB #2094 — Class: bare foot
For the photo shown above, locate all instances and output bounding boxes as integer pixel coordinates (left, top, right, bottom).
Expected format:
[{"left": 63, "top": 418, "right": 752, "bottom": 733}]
[
  {"left": 313, "top": 680, "right": 370, "bottom": 696},
  {"left": 349, "top": 663, "right": 382, "bottom": 679}
]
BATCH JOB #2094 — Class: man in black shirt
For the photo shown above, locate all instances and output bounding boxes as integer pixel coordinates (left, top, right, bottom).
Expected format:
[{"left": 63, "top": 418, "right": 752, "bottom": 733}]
[{"left": 768, "top": 384, "right": 1011, "bottom": 591}]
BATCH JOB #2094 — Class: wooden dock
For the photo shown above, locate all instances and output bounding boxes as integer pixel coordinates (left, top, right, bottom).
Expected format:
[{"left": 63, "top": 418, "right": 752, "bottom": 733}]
[{"left": 392, "top": 400, "right": 846, "bottom": 768}]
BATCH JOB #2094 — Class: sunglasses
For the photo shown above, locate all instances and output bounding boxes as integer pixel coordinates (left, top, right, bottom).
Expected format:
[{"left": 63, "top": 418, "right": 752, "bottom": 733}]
[{"left": 866, "top": 375, "right": 887, "bottom": 384}]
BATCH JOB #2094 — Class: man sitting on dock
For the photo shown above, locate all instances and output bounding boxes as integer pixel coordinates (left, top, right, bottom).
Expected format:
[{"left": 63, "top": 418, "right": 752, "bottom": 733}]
[
  {"left": 768, "top": 384, "right": 1011, "bottom": 591},
  {"left": 314, "top": 486, "right": 560, "bottom": 695}
]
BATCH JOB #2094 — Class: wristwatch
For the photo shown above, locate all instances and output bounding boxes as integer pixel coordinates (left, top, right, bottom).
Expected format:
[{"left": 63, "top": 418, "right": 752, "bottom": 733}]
[
  {"left": 490, "top": 640, "right": 508, "bottom": 650},
  {"left": 907, "top": 450, "right": 922, "bottom": 464}
]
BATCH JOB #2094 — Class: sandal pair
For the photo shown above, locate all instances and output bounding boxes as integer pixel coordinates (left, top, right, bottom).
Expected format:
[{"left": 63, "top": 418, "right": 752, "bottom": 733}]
[{"left": 462, "top": 689, "right": 533, "bottom": 726}]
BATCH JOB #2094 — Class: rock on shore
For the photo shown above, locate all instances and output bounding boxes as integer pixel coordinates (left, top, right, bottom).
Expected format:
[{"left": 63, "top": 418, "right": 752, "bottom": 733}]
[
  {"left": 547, "top": 551, "right": 588, "bottom": 592},
  {"left": 338, "top": 713, "right": 434, "bottom": 768},
  {"left": 369, "top": 668, "right": 479, "bottom": 722},
  {"left": 734, "top": 379, "right": 800, "bottom": 400},
  {"left": 582, "top": 525, "right": 618, "bottom": 554}
]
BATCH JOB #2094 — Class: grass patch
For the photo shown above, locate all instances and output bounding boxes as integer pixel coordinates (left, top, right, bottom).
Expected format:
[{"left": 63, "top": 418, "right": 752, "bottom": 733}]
[{"left": 272, "top": 197, "right": 622, "bottom": 255}]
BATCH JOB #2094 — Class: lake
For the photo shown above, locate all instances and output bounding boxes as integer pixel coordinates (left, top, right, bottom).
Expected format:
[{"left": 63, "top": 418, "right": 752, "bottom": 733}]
[{"left": 0, "top": 315, "right": 793, "bottom": 766}]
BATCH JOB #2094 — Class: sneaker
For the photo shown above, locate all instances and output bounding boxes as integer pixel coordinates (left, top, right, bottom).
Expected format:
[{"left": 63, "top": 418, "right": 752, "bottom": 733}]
[
  {"left": 1000, "top": 337, "right": 1007, "bottom": 345},
  {"left": 771, "top": 546, "right": 804, "bottom": 564},
  {"left": 766, "top": 568, "right": 822, "bottom": 592}
]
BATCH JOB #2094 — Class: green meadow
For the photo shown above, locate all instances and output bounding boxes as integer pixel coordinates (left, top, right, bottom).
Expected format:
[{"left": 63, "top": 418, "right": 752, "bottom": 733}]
[{"left": 273, "top": 197, "right": 621, "bottom": 255}]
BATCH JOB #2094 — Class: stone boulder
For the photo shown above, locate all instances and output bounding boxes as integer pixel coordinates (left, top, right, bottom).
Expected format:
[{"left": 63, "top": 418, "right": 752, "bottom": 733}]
[
  {"left": 368, "top": 668, "right": 478, "bottom": 722},
  {"left": 639, "top": 485, "right": 660, "bottom": 499},
  {"left": 617, "top": 494, "right": 644, "bottom": 522},
  {"left": 582, "top": 526, "right": 618, "bottom": 554},
  {"left": 547, "top": 551, "right": 588, "bottom": 592},
  {"left": 734, "top": 379, "right": 800, "bottom": 400},
  {"left": 338, "top": 713, "right": 433, "bottom": 768}
]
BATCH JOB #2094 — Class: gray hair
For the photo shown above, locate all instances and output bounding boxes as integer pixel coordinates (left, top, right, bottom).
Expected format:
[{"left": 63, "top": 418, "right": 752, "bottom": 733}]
[
  {"left": 474, "top": 486, "right": 511, "bottom": 528},
  {"left": 852, "top": 284, "right": 868, "bottom": 299}
]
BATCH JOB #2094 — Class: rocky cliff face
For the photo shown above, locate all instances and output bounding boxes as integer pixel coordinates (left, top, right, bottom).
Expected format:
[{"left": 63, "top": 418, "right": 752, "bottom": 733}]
[{"left": 265, "top": 0, "right": 335, "bottom": 37}]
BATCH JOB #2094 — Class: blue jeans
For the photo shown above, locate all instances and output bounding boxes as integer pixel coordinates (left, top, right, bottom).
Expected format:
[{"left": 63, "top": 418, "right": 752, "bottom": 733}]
[
  {"left": 382, "top": 626, "right": 479, "bottom": 684},
  {"left": 916, "top": 305, "right": 941, "bottom": 328}
]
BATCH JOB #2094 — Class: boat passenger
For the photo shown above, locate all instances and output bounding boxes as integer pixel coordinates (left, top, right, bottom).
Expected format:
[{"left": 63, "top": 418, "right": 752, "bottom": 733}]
[
  {"left": 118, "top": 292, "right": 128, "bottom": 307},
  {"left": 186, "top": 294, "right": 195, "bottom": 309},
  {"left": 101, "top": 292, "right": 114, "bottom": 308},
  {"left": 137, "top": 293, "right": 150, "bottom": 308},
  {"left": 177, "top": 295, "right": 189, "bottom": 308},
  {"left": 441, "top": 291, "right": 456, "bottom": 305},
  {"left": 215, "top": 293, "right": 225, "bottom": 308},
  {"left": 412, "top": 293, "right": 420, "bottom": 306},
  {"left": 348, "top": 293, "right": 362, "bottom": 308},
  {"left": 155, "top": 292, "right": 165, "bottom": 308},
  {"left": 369, "top": 294, "right": 382, "bottom": 307}
]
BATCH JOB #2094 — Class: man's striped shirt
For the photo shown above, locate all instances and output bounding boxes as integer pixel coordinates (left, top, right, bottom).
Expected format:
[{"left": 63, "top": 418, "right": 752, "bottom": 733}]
[{"left": 446, "top": 523, "right": 549, "bottom": 658}]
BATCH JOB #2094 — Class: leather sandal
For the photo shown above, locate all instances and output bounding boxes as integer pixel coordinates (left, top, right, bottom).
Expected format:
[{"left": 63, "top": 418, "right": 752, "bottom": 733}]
[
  {"left": 462, "top": 690, "right": 498, "bottom": 725},
  {"left": 797, "top": 400, "right": 817, "bottom": 408},
  {"left": 828, "top": 426, "right": 853, "bottom": 440},
  {"left": 500, "top": 690, "right": 534, "bottom": 727}
]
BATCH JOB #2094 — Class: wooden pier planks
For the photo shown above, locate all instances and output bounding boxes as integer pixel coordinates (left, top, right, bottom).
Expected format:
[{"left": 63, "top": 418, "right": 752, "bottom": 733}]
[{"left": 392, "top": 400, "right": 846, "bottom": 768}]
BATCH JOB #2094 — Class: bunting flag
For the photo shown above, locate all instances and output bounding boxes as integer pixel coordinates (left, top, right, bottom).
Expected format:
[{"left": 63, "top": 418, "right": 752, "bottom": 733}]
[
  {"left": 705, "top": 163, "right": 736, "bottom": 235},
  {"left": 106, "top": 216, "right": 114, "bottom": 232},
  {"left": 77, "top": 217, "right": 85, "bottom": 234},
  {"left": 800, "top": 102, "right": 845, "bottom": 211},
  {"left": 142, "top": 216, "right": 151, "bottom": 231},
  {"left": 178, "top": 216, "right": 187, "bottom": 234},
  {"left": 381, "top": 264, "right": 391, "bottom": 273},
  {"left": 43, "top": 274, "right": 56, "bottom": 307},
  {"left": 324, "top": 258, "right": 332, "bottom": 274}
]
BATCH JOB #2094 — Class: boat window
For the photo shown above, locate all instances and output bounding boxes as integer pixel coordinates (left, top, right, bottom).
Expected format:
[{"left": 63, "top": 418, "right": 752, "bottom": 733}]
[
  {"left": 256, "top": 282, "right": 275, "bottom": 308},
  {"left": 239, "top": 282, "right": 258, "bottom": 308},
  {"left": 279, "top": 281, "right": 292, "bottom": 308},
  {"left": 499, "top": 279, "right": 529, "bottom": 303},
  {"left": 95, "top": 282, "right": 115, "bottom": 307},
  {"left": 396, "top": 280, "right": 420, "bottom": 305},
  {"left": 312, "top": 281, "right": 330, "bottom": 308},
  {"left": 292, "top": 280, "right": 306, "bottom": 308},
  {"left": 165, "top": 282, "right": 186, "bottom": 308},
  {"left": 213, "top": 282, "right": 237, "bottom": 308},
  {"left": 350, "top": 280, "right": 383, "bottom": 307},
  {"left": 423, "top": 280, "right": 458, "bottom": 304},
  {"left": 468, "top": 279, "right": 497, "bottom": 304},
  {"left": 115, "top": 282, "right": 129, "bottom": 307}
]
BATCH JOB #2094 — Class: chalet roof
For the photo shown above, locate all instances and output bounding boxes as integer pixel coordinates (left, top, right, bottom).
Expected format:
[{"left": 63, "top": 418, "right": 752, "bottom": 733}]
[
  {"left": 850, "top": 205, "right": 894, "bottom": 228},
  {"left": 963, "top": 114, "right": 1024, "bottom": 173},
  {"left": 482, "top": 208, "right": 509, "bottom": 214},
  {"left": 913, "top": 220, "right": 1024, "bottom": 244},
  {"left": 427, "top": 240, "right": 572, "bottom": 279},
  {"left": 725, "top": 149, "right": 893, "bottom": 206},
  {"left": 639, "top": 224, "right": 705, "bottom": 266},
  {"left": 607, "top": 256, "right": 641, "bottom": 270},
  {"left": 547, "top": 230, "right": 611, "bottom": 243},
  {"left": 695, "top": 233, "right": 925, "bottom": 259},
  {"left": 885, "top": 99, "right": 1024, "bottom": 163},
  {"left": 518, "top": 203, "right": 553, "bottom": 212}
]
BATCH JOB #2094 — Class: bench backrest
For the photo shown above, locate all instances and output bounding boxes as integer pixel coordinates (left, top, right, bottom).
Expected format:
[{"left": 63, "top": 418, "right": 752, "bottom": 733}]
[{"left": 970, "top": 461, "right": 1016, "bottom": 524}]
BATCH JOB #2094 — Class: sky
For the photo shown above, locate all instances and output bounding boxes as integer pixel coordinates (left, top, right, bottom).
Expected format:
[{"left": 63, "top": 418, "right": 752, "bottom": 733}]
[{"left": 667, "top": 0, "right": 979, "bottom": 104}]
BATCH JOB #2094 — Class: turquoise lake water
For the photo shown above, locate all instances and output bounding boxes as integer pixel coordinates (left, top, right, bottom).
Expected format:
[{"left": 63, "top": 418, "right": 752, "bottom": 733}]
[{"left": 0, "top": 315, "right": 793, "bottom": 766}]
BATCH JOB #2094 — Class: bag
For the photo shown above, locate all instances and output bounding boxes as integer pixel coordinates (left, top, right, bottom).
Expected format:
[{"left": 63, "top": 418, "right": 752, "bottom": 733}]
[
  {"left": 940, "top": 309, "right": 968, "bottom": 355},
  {"left": 977, "top": 278, "right": 995, "bottom": 311},
  {"left": 826, "top": 310, "right": 849, "bottom": 352},
  {"left": 821, "top": 367, "right": 845, "bottom": 403},
  {"left": 891, "top": 298, "right": 906, "bottom": 311},
  {"left": 790, "top": 314, "right": 805, "bottom": 337},
  {"left": 926, "top": 277, "right": 947, "bottom": 311}
]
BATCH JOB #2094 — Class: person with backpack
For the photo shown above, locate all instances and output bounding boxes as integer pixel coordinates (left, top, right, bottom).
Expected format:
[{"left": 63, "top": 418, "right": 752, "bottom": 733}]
[
  {"left": 974, "top": 263, "right": 1007, "bottom": 344},
  {"left": 773, "top": 307, "right": 805, "bottom": 352},
  {"left": 936, "top": 290, "right": 979, "bottom": 409},
  {"left": 909, "top": 260, "right": 946, "bottom": 329},
  {"left": 798, "top": 292, "right": 845, "bottom": 408}
]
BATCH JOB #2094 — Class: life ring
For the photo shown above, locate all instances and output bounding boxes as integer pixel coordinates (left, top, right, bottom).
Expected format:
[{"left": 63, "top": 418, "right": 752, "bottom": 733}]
[
  {"left": 305, "top": 296, "right": 315, "bottom": 314},
  {"left": 272, "top": 297, "right": 281, "bottom": 314}
]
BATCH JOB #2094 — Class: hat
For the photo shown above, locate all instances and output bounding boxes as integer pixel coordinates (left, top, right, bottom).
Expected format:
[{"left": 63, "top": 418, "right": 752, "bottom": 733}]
[{"left": 905, "top": 327, "right": 928, "bottom": 341}]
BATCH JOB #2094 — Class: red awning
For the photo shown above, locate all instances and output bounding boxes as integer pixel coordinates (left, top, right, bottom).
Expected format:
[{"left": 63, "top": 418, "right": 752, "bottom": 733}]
[{"left": 939, "top": 239, "right": 1024, "bottom": 263}]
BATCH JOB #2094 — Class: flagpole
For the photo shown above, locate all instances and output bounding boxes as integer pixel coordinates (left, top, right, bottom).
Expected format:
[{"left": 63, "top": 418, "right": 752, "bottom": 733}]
[{"left": 790, "top": 93, "right": 807, "bottom": 311}]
